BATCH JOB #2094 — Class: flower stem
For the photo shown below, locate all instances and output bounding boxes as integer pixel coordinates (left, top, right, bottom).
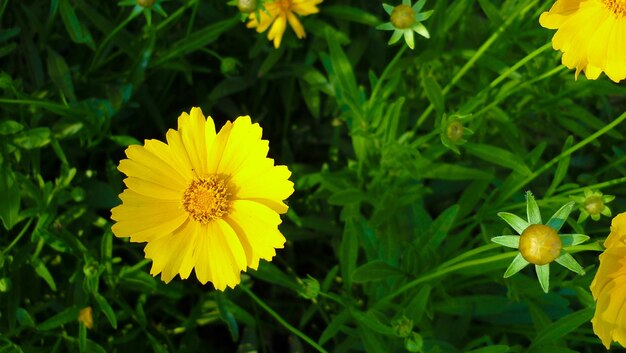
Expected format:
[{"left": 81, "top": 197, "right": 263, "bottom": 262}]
[{"left": 240, "top": 285, "right": 329, "bottom": 353}]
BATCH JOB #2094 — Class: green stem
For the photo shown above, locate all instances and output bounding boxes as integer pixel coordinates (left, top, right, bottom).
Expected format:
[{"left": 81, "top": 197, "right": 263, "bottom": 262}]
[
  {"left": 376, "top": 251, "right": 516, "bottom": 308},
  {"left": 368, "top": 45, "right": 407, "bottom": 106},
  {"left": 561, "top": 176, "right": 626, "bottom": 195},
  {"left": 499, "top": 109, "right": 626, "bottom": 202},
  {"left": 89, "top": 11, "right": 139, "bottom": 72},
  {"left": 414, "top": 0, "right": 539, "bottom": 129},
  {"left": 156, "top": 0, "right": 198, "bottom": 31},
  {"left": 240, "top": 285, "right": 329, "bottom": 353},
  {"left": 2, "top": 218, "right": 33, "bottom": 256}
]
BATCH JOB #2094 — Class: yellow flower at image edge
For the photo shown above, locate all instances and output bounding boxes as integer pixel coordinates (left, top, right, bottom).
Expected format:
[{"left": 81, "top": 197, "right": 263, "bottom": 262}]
[
  {"left": 591, "top": 212, "right": 626, "bottom": 348},
  {"left": 247, "top": 0, "right": 323, "bottom": 48},
  {"left": 110, "top": 108, "right": 294, "bottom": 290},
  {"left": 539, "top": 0, "right": 626, "bottom": 82}
]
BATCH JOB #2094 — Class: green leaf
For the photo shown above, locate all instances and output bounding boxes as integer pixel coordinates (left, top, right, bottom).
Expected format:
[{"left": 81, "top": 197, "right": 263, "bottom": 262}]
[
  {"left": 109, "top": 135, "right": 140, "bottom": 147},
  {"left": 0, "top": 120, "right": 24, "bottom": 135},
  {"left": 497, "top": 212, "right": 529, "bottom": 234},
  {"left": 16, "top": 308, "right": 35, "bottom": 328},
  {"left": 535, "top": 264, "right": 550, "bottom": 293},
  {"left": 422, "top": 163, "right": 493, "bottom": 180},
  {"left": 319, "top": 310, "right": 350, "bottom": 345},
  {"left": 477, "top": 0, "right": 503, "bottom": 25},
  {"left": 466, "top": 345, "right": 510, "bottom": 353},
  {"left": 93, "top": 293, "right": 117, "bottom": 329},
  {"left": 12, "top": 127, "right": 51, "bottom": 149},
  {"left": 464, "top": 143, "right": 532, "bottom": 175},
  {"left": 559, "top": 234, "right": 589, "bottom": 246},
  {"left": 491, "top": 236, "right": 520, "bottom": 248},
  {"left": 216, "top": 293, "right": 239, "bottom": 341},
  {"left": 78, "top": 322, "right": 87, "bottom": 353},
  {"left": 555, "top": 253, "right": 585, "bottom": 275},
  {"left": 32, "top": 258, "right": 57, "bottom": 291},
  {"left": 546, "top": 136, "right": 574, "bottom": 196},
  {"left": 340, "top": 220, "right": 359, "bottom": 290},
  {"left": 351, "top": 310, "right": 395, "bottom": 336},
  {"left": 37, "top": 307, "right": 80, "bottom": 330},
  {"left": 427, "top": 204, "right": 459, "bottom": 249},
  {"left": 0, "top": 164, "right": 20, "bottom": 230},
  {"left": 59, "top": 0, "right": 95, "bottom": 49},
  {"left": 248, "top": 262, "right": 299, "bottom": 291},
  {"left": 405, "top": 285, "right": 431, "bottom": 322},
  {"left": 531, "top": 308, "right": 594, "bottom": 347},
  {"left": 422, "top": 74, "right": 444, "bottom": 118},
  {"left": 328, "top": 188, "right": 367, "bottom": 205},
  {"left": 503, "top": 253, "right": 529, "bottom": 278},
  {"left": 525, "top": 191, "right": 542, "bottom": 224},
  {"left": 546, "top": 201, "right": 575, "bottom": 232},
  {"left": 47, "top": 49, "right": 76, "bottom": 101},
  {"left": 352, "top": 260, "right": 404, "bottom": 283},
  {"left": 323, "top": 5, "right": 381, "bottom": 26}
]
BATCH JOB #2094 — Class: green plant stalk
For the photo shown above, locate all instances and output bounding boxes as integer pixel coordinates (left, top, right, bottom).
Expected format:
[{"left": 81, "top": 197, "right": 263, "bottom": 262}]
[
  {"left": 156, "top": 0, "right": 199, "bottom": 31},
  {"left": 562, "top": 176, "right": 626, "bottom": 196},
  {"left": 368, "top": 45, "right": 407, "bottom": 106},
  {"left": 90, "top": 11, "right": 139, "bottom": 72},
  {"left": 1, "top": 218, "right": 33, "bottom": 256},
  {"left": 414, "top": 0, "right": 539, "bottom": 129},
  {"left": 240, "top": 285, "right": 330, "bottom": 353},
  {"left": 499, "top": 109, "right": 626, "bottom": 202}
]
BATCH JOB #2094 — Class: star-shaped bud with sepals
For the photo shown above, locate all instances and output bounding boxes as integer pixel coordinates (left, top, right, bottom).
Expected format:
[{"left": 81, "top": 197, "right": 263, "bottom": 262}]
[{"left": 491, "top": 191, "right": 589, "bottom": 293}]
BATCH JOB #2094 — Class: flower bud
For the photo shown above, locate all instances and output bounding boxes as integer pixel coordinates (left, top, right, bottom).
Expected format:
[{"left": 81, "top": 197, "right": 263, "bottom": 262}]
[
  {"left": 584, "top": 195, "right": 604, "bottom": 216},
  {"left": 78, "top": 306, "right": 94, "bottom": 329},
  {"left": 136, "top": 0, "right": 155, "bottom": 8},
  {"left": 391, "top": 4, "right": 415, "bottom": 29},
  {"left": 446, "top": 120, "right": 464, "bottom": 143},
  {"left": 237, "top": 0, "right": 257, "bottom": 13},
  {"left": 392, "top": 316, "right": 414, "bottom": 338},
  {"left": 519, "top": 224, "right": 562, "bottom": 265}
]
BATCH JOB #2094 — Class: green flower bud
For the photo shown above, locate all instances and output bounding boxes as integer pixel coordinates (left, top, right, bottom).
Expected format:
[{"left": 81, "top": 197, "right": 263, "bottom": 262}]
[{"left": 391, "top": 4, "right": 415, "bottom": 29}]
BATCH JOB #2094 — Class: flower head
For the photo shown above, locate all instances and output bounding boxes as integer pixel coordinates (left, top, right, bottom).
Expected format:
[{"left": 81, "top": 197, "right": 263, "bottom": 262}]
[
  {"left": 440, "top": 113, "right": 473, "bottom": 154},
  {"left": 539, "top": 0, "right": 626, "bottom": 82},
  {"left": 591, "top": 212, "right": 626, "bottom": 348},
  {"left": 246, "top": 0, "right": 323, "bottom": 48},
  {"left": 570, "top": 189, "right": 614, "bottom": 222},
  {"left": 491, "top": 191, "right": 588, "bottom": 293},
  {"left": 110, "top": 108, "right": 294, "bottom": 290},
  {"left": 118, "top": 0, "right": 167, "bottom": 25},
  {"left": 377, "top": 0, "right": 433, "bottom": 49}
]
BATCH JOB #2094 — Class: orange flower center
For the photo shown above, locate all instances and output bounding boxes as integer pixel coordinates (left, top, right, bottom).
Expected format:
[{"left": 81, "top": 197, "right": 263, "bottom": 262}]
[
  {"left": 391, "top": 4, "right": 415, "bottom": 29},
  {"left": 183, "top": 176, "right": 232, "bottom": 224},
  {"left": 604, "top": 0, "right": 626, "bottom": 17},
  {"left": 275, "top": 0, "right": 293, "bottom": 12},
  {"left": 518, "top": 224, "right": 562, "bottom": 265}
]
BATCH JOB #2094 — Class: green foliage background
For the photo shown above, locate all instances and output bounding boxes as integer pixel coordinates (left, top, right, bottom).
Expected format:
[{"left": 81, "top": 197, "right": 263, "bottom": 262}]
[{"left": 1, "top": 0, "right": 626, "bottom": 352}]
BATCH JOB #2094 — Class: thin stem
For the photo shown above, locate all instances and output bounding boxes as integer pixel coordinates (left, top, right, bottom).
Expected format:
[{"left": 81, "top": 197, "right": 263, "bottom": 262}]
[
  {"left": 561, "top": 176, "right": 626, "bottom": 195},
  {"left": 89, "top": 11, "right": 139, "bottom": 72},
  {"left": 240, "top": 285, "right": 329, "bottom": 353},
  {"left": 2, "top": 218, "right": 33, "bottom": 256},
  {"left": 368, "top": 45, "right": 407, "bottom": 105},
  {"left": 414, "top": 0, "right": 539, "bottom": 129},
  {"left": 499, "top": 110, "right": 626, "bottom": 202}
]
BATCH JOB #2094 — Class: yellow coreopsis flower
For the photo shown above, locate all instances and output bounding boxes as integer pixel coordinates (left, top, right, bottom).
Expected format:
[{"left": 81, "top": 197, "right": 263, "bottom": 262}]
[
  {"left": 246, "top": 0, "right": 323, "bottom": 48},
  {"left": 591, "top": 212, "right": 626, "bottom": 348},
  {"left": 539, "top": 0, "right": 626, "bottom": 82},
  {"left": 110, "top": 107, "right": 294, "bottom": 290}
]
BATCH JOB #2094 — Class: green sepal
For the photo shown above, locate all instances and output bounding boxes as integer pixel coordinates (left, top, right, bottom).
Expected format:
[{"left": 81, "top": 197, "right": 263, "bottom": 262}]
[
  {"left": 546, "top": 201, "right": 575, "bottom": 232},
  {"left": 497, "top": 212, "right": 529, "bottom": 234},
  {"left": 555, "top": 253, "right": 585, "bottom": 275},
  {"left": 536, "top": 264, "right": 550, "bottom": 293},
  {"left": 491, "top": 236, "right": 520, "bottom": 249},
  {"left": 382, "top": 3, "right": 394, "bottom": 15},
  {"left": 504, "top": 253, "right": 529, "bottom": 278},
  {"left": 525, "top": 191, "right": 542, "bottom": 224},
  {"left": 559, "top": 234, "right": 589, "bottom": 246}
]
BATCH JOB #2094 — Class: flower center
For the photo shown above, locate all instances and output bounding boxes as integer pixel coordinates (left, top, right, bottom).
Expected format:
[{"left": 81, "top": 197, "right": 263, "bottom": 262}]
[
  {"left": 518, "top": 224, "right": 562, "bottom": 265},
  {"left": 391, "top": 4, "right": 415, "bottom": 29},
  {"left": 584, "top": 195, "right": 604, "bottom": 215},
  {"left": 182, "top": 176, "right": 232, "bottom": 224},
  {"left": 276, "top": 0, "right": 293, "bottom": 12},
  {"left": 604, "top": 0, "right": 626, "bottom": 17}
]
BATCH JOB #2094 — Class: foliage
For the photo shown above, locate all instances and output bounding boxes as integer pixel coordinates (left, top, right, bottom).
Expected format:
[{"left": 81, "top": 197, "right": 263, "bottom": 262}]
[{"left": 2, "top": 0, "right": 626, "bottom": 352}]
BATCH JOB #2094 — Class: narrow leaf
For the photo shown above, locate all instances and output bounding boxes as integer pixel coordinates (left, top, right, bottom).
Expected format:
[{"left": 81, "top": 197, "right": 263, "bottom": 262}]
[
  {"left": 559, "top": 234, "right": 589, "bottom": 246},
  {"left": 0, "top": 164, "right": 20, "bottom": 230},
  {"left": 536, "top": 264, "right": 550, "bottom": 293},
  {"left": 546, "top": 201, "right": 575, "bottom": 232},
  {"left": 497, "top": 212, "right": 529, "bottom": 234},
  {"left": 32, "top": 259, "right": 57, "bottom": 291},
  {"left": 525, "top": 191, "right": 541, "bottom": 224},
  {"left": 93, "top": 293, "right": 117, "bottom": 329},
  {"left": 37, "top": 307, "right": 80, "bottom": 330},
  {"left": 352, "top": 260, "right": 404, "bottom": 283},
  {"left": 555, "top": 253, "right": 585, "bottom": 275},
  {"left": 531, "top": 308, "right": 594, "bottom": 347},
  {"left": 464, "top": 143, "right": 532, "bottom": 175},
  {"left": 504, "top": 253, "right": 529, "bottom": 278},
  {"left": 491, "top": 236, "right": 520, "bottom": 248},
  {"left": 422, "top": 74, "right": 444, "bottom": 118}
]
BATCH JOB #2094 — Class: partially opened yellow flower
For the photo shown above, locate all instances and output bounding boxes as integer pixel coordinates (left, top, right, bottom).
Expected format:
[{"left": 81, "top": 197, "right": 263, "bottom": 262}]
[
  {"left": 539, "top": 0, "right": 626, "bottom": 82},
  {"left": 111, "top": 108, "right": 294, "bottom": 290},
  {"left": 246, "top": 0, "right": 323, "bottom": 48},
  {"left": 591, "top": 212, "right": 626, "bottom": 348}
]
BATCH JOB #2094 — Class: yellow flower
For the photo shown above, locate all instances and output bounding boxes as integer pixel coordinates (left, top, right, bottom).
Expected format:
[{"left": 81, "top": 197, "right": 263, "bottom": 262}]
[
  {"left": 539, "top": 0, "right": 626, "bottom": 82},
  {"left": 246, "top": 0, "right": 323, "bottom": 48},
  {"left": 591, "top": 212, "right": 626, "bottom": 348},
  {"left": 110, "top": 108, "right": 294, "bottom": 290},
  {"left": 78, "top": 306, "right": 94, "bottom": 329}
]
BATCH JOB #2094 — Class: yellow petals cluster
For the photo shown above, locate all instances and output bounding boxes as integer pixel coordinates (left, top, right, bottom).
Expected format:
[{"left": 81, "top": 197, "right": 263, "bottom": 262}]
[
  {"left": 591, "top": 212, "right": 626, "bottom": 348},
  {"left": 540, "top": 0, "right": 626, "bottom": 82},
  {"left": 110, "top": 107, "right": 294, "bottom": 290},
  {"left": 246, "top": 0, "right": 323, "bottom": 48}
]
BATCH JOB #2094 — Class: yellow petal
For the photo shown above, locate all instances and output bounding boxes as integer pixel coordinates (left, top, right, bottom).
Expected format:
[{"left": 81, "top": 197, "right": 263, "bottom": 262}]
[
  {"left": 234, "top": 163, "right": 294, "bottom": 214},
  {"left": 215, "top": 116, "right": 268, "bottom": 176},
  {"left": 122, "top": 176, "right": 182, "bottom": 200},
  {"left": 292, "top": 0, "right": 322, "bottom": 15},
  {"left": 225, "top": 200, "right": 286, "bottom": 269},
  {"left": 287, "top": 12, "right": 306, "bottom": 39},
  {"left": 144, "top": 219, "right": 197, "bottom": 283},
  {"left": 268, "top": 14, "right": 287, "bottom": 48},
  {"left": 177, "top": 107, "right": 212, "bottom": 175}
]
